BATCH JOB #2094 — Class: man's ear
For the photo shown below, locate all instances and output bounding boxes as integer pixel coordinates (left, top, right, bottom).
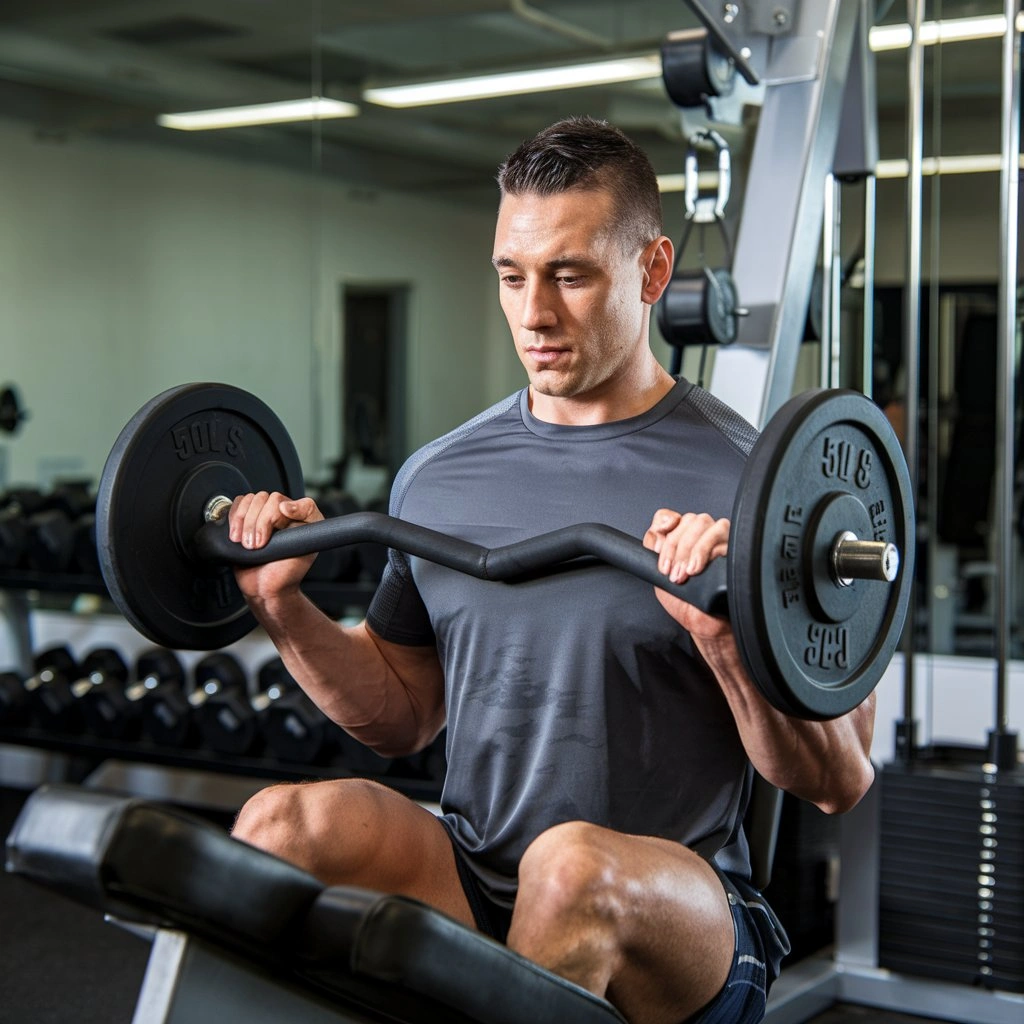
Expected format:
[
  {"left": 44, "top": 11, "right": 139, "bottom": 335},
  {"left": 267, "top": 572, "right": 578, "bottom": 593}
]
[{"left": 641, "top": 236, "right": 674, "bottom": 304}]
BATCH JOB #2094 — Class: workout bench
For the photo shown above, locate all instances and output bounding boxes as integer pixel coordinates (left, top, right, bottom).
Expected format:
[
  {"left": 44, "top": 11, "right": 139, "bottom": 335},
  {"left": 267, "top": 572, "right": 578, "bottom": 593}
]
[
  {"left": 6, "top": 784, "right": 628, "bottom": 1024},
  {"left": 6, "top": 778, "right": 781, "bottom": 1022}
]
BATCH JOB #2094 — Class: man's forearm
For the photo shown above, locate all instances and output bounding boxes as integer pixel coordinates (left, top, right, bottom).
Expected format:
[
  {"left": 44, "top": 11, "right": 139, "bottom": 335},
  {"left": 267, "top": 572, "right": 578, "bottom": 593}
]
[
  {"left": 697, "top": 634, "right": 876, "bottom": 814},
  {"left": 247, "top": 588, "right": 444, "bottom": 756}
]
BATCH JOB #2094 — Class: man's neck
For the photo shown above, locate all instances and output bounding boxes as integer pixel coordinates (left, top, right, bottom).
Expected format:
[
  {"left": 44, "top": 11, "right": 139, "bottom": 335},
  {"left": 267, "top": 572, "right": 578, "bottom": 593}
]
[{"left": 529, "top": 362, "right": 676, "bottom": 427}]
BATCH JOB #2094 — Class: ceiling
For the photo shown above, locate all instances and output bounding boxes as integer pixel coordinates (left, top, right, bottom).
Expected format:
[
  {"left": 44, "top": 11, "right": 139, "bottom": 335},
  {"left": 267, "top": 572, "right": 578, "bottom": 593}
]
[{"left": 0, "top": 0, "right": 1008, "bottom": 205}]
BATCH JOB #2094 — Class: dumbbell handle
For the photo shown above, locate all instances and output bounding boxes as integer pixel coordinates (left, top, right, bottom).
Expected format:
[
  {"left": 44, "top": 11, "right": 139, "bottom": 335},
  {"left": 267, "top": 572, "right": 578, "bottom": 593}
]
[{"left": 193, "top": 508, "right": 731, "bottom": 616}]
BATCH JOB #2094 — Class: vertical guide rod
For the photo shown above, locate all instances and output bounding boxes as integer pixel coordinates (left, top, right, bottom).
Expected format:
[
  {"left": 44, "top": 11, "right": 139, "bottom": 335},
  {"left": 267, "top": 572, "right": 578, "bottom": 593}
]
[
  {"left": 862, "top": 174, "right": 876, "bottom": 397},
  {"left": 991, "top": 0, "right": 1021, "bottom": 769},
  {"left": 829, "top": 178, "right": 843, "bottom": 389},
  {"left": 820, "top": 173, "right": 844, "bottom": 390},
  {"left": 821, "top": 174, "right": 836, "bottom": 389},
  {"left": 897, "top": 0, "right": 925, "bottom": 761}
]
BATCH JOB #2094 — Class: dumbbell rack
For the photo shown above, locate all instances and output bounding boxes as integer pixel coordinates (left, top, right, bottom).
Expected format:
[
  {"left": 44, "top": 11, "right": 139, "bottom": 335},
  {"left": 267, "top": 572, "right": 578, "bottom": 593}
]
[{"left": 0, "top": 568, "right": 443, "bottom": 809}]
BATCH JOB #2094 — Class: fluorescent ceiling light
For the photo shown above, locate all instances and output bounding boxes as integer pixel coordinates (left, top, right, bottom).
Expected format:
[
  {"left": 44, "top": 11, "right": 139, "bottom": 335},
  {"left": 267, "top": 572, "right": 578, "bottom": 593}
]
[
  {"left": 875, "top": 153, "right": 1024, "bottom": 177},
  {"left": 158, "top": 97, "right": 359, "bottom": 131},
  {"left": 869, "top": 13, "right": 1024, "bottom": 52},
  {"left": 661, "top": 154, "right": 1021, "bottom": 189},
  {"left": 657, "top": 171, "right": 720, "bottom": 194},
  {"left": 363, "top": 55, "right": 661, "bottom": 108}
]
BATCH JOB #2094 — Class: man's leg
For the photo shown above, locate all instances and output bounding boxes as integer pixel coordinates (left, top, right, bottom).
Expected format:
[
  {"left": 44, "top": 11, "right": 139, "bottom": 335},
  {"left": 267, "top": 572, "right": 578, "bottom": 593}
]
[
  {"left": 508, "top": 821, "right": 738, "bottom": 1024},
  {"left": 232, "top": 778, "right": 475, "bottom": 929}
]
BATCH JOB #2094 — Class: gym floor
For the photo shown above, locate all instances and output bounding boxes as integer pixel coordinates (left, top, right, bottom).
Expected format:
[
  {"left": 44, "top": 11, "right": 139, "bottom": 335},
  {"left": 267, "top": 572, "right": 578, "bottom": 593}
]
[{"left": 0, "top": 786, "right": 942, "bottom": 1024}]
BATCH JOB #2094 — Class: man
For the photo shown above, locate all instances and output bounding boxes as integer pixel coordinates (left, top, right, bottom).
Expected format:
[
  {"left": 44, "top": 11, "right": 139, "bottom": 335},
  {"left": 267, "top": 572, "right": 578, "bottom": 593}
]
[{"left": 229, "top": 117, "right": 875, "bottom": 1024}]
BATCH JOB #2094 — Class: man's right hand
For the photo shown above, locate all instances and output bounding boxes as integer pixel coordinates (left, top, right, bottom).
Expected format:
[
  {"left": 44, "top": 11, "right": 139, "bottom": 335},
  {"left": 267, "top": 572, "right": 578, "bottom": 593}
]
[{"left": 228, "top": 491, "right": 324, "bottom": 601}]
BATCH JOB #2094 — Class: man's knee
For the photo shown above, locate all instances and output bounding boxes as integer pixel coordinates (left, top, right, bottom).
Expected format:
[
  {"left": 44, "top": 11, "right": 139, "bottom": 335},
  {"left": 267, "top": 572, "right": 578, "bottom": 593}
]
[
  {"left": 232, "top": 777, "right": 391, "bottom": 877},
  {"left": 233, "top": 782, "right": 299, "bottom": 850},
  {"left": 517, "top": 821, "right": 627, "bottom": 931}
]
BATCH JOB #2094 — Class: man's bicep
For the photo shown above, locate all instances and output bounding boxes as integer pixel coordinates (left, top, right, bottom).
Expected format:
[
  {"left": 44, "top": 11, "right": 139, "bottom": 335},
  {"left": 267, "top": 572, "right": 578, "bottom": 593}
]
[{"left": 362, "top": 621, "right": 446, "bottom": 739}]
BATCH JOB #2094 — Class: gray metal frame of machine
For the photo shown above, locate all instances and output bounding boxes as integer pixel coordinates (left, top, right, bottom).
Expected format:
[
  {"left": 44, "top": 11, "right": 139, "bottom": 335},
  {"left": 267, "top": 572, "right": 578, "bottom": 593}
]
[
  {"left": 683, "top": 0, "right": 873, "bottom": 428},
  {"left": 688, "top": 2, "right": 1023, "bottom": 1021}
]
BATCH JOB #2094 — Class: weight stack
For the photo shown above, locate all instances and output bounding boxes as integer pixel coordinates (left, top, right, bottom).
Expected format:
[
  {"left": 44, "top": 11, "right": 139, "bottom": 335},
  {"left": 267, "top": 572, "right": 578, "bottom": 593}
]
[{"left": 878, "top": 757, "right": 1024, "bottom": 992}]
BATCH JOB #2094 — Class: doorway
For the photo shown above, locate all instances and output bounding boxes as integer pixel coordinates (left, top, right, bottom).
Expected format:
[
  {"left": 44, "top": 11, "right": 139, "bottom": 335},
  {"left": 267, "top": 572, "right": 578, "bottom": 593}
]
[{"left": 340, "top": 285, "right": 409, "bottom": 497}]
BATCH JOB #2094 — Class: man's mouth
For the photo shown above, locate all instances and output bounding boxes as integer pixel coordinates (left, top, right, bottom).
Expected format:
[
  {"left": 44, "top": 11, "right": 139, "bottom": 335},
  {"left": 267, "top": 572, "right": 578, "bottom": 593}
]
[{"left": 525, "top": 347, "right": 568, "bottom": 366}]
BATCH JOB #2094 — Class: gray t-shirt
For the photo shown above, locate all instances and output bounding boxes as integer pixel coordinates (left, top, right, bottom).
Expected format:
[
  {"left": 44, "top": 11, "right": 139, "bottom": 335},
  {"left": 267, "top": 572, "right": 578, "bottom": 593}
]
[{"left": 367, "top": 378, "right": 759, "bottom": 906}]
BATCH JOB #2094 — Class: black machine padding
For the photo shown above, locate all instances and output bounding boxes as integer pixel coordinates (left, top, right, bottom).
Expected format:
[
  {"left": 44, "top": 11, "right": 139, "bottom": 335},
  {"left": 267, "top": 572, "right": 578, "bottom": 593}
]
[
  {"left": 6, "top": 785, "right": 626, "bottom": 1024},
  {"left": 300, "top": 887, "right": 628, "bottom": 1024},
  {"left": 5, "top": 784, "right": 324, "bottom": 954}
]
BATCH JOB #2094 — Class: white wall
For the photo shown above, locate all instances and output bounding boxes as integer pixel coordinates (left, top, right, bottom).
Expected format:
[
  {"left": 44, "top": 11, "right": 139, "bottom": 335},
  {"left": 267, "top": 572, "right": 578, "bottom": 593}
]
[{"left": 0, "top": 115, "right": 514, "bottom": 492}]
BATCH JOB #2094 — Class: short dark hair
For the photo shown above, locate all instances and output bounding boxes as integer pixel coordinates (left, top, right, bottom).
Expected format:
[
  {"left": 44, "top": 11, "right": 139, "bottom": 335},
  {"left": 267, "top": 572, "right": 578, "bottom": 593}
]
[{"left": 497, "top": 116, "right": 663, "bottom": 253}]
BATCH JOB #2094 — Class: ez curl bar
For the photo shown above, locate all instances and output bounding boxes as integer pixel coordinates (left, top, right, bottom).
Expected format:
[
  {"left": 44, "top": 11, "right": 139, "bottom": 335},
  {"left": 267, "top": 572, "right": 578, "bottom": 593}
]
[{"left": 96, "top": 384, "right": 913, "bottom": 721}]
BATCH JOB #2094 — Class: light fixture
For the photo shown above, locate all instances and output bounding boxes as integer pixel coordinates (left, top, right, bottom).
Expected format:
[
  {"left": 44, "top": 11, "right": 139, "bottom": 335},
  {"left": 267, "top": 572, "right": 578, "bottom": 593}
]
[
  {"left": 876, "top": 153, "right": 1024, "bottom": 177},
  {"left": 362, "top": 55, "right": 662, "bottom": 108},
  {"left": 869, "top": 13, "right": 1024, "bottom": 52},
  {"left": 657, "top": 171, "right": 718, "bottom": 194},
  {"left": 659, "top": 154, "right": 1022, "bottom": 191},
  {"left": 157, "top": 97, "right": 359, "bottom": 131}
]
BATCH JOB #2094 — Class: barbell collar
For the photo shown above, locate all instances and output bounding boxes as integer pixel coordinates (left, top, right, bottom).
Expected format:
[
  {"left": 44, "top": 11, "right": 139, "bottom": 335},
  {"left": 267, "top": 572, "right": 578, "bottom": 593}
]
[
  {"left": 204, "top": 496, "right": 233, "bottom": 524},
  {"left": 191, "top": 510, "right": 730, "bottom": 617},
  {"left": 831, "top": 531, "right": 900, "bottom": 585}
]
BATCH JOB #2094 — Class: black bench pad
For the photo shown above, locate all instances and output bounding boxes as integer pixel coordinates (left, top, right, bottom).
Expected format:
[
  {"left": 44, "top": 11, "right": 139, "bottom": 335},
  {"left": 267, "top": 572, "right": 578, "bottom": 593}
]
[
  {"left": 300, "top": 887, "right": 627, "bottom": 1024},
  {"left": 5, "top": 785, "right": 626, "bottom": 1024}
]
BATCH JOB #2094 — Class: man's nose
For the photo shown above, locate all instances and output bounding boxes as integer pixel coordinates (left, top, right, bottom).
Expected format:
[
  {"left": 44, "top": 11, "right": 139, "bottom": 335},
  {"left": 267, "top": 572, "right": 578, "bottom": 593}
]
[{"left": 520, "top": 281, "right": 558, "bottom": 331}]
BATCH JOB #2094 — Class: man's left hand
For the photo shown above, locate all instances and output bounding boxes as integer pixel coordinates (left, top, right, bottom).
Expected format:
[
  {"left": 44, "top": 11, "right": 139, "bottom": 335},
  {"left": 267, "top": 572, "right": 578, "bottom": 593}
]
[{"left": 643, "top": 509, "right": 733, "bottom": 640}]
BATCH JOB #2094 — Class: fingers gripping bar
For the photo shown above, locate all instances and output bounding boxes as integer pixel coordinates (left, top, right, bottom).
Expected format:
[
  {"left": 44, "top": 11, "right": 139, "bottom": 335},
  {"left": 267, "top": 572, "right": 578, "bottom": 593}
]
[{"left": 194, "top": 510, "right": 731, "bottom": 616}]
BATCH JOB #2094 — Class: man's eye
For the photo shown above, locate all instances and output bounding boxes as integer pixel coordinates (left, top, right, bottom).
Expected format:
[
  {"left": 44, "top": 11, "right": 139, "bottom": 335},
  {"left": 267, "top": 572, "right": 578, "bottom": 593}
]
[
  {"left": 500, "top": 275, "right": 523, "bottom": 286},
  {"left": 556, "top": 276, "right": 582, "bottom": 286}
]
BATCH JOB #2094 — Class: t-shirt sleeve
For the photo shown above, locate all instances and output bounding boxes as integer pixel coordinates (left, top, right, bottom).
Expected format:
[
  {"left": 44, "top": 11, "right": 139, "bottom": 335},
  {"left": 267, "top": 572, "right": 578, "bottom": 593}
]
[{"left": 365, "top": 550, "right": 436, "bottom": 646}]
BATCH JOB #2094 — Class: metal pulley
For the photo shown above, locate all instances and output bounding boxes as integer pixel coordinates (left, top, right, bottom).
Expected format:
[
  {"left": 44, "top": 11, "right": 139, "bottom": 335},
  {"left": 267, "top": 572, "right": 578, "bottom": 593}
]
[
  {"left": 657, "top": 129, "right": 745, "bottom": 354},
  {"left": 660, "top": 29, "right": 737, "bottom": 111}
]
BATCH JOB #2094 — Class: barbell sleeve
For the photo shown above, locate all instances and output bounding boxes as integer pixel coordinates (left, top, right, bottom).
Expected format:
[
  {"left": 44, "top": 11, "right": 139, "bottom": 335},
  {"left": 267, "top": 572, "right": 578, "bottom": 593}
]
[
  {"left": 191, "top": 510, "right": 731, "bottom": 616},
  {"left": 832, "top": 533, "right": 900, "bottom": 584}
]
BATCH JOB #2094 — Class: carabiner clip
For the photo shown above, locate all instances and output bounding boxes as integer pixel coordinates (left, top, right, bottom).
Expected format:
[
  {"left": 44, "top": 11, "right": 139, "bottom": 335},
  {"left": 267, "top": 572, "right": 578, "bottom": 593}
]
[{"left": 683, "top": 128, "right": 731, "bottom": 224}]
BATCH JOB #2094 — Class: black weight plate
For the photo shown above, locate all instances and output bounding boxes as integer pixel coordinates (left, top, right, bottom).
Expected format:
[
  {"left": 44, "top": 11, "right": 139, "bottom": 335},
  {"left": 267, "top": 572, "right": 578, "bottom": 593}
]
[
  {"left": 96, "top": 383, "right": 304, "bottom": 650},
  {"left": 728, "top": 389, "right": 914, "bottom": 720}
]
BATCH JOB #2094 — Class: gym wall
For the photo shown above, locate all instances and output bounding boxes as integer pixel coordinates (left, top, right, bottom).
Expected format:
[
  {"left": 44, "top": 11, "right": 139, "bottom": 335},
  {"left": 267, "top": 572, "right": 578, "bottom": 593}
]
[{"left": 0, "top": 114, "right": 514, "bottom": 491}]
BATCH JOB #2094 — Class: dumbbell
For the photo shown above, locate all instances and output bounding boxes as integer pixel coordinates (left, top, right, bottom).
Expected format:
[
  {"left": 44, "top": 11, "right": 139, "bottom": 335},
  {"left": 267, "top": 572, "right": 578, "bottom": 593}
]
[
  {"left": 22, "top": 485, "right": 95, "bottom": 573},
  {"left": 41, "top": 482, "right": 94, "bottom": 522},
  {"left": 189, "top": 652, "right": 262, "bottom": 756},
  {"left": 254, "top": 658, "right": 333, "bottom": 764},
  {"left": 0, "top": 670, "right": 30, "bottom": 726},
  {"left": 22, "top": 645, "right": 82, "bottom": 733},
  {"left": 24, "top": 509, "right": 76, "bottom": 572},
  {"left": 0, "top": 488, "right": 46, "bottom": 570},
  {"left": 75, "top": 648, "right": 134, "bottom": 740},
  {"left": 36, "top": 648, "right": 126, "bottom": 733},
  {"left": 0, "top": 488, "right": 46, "bottom": 516},
  {"left": 0, "top": 505, "right": 28, "bottom": 569},
  {"left": 249, "top": 656, "right": 392, "bottom": 773},
  {"left": 138, "top": 649, "right": 195, "bottom": 747},
  {"left": 73, "top": 514, "right": 100, "bottom": 575}
]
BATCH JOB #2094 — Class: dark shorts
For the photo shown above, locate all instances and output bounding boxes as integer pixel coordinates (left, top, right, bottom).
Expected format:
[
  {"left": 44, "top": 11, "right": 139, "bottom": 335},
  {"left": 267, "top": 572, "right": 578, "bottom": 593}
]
[
  {"left": 689, "top": 867, "right": 790, "bottom": 1024},
  {"left": 443, "top": 823, "right": 515, "bottom": 942},
  {"left": 442, "top": 824, "right": 789, "bottom": 1024}
]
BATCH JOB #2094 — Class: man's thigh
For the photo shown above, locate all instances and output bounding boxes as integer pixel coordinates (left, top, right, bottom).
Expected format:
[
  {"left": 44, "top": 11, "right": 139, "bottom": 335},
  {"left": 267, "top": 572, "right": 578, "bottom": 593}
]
[
  {"left": 510, "top": 824, "right": 751, "bottom": 1024},
  {"left": 232, "top": 777, "right": 474, "bottom": 928}
]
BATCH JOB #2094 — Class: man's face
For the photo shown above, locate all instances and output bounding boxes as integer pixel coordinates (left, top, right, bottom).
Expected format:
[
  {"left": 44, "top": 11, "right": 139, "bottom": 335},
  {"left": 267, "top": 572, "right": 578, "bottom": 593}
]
[{"left": 492, "top": 188, "right": 656, "bottom": 416}]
